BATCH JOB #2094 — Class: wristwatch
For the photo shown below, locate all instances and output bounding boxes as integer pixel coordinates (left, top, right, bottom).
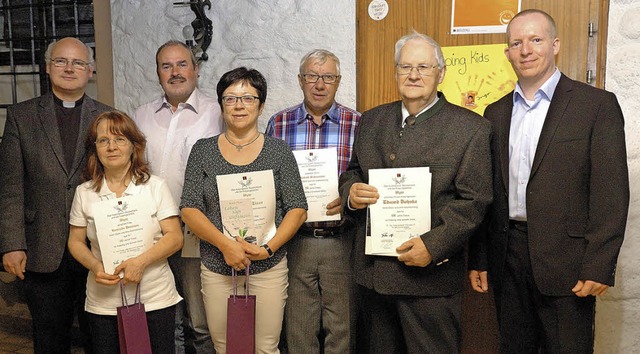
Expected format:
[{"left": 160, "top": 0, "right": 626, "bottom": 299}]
[{"left": 262, "top": 244, "right": 274, "bottom": 258}]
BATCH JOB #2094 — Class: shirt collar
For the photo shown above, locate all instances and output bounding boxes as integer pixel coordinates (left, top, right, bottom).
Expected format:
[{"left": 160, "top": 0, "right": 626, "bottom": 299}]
[
  {"left": 97, "top": 176, "right": 143, "bottom": 197},
  {"left": 298, "top": 101, "right": 340, "bottom": 124},
  {"left": 513, "top": 68, "right": 561, "bottom": 104},
  {"left": 155, "top": 88, "right": 200, "bottom": 114},
  {"left": 401, "top": 93, "right": 441, "bottom": 122}
]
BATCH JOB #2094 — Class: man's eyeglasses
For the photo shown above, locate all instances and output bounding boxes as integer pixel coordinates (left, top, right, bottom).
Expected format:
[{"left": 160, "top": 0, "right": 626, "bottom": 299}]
[
  {"left": 301, "top": 74, "right": 340, "bottom": 84},
  {"left": 222, "top": 95, "right": 260, "bottom": 106},
  {"left": 49, "top": 57, "right": 91, "bottom": 71},
  {"left": 396, "top": 64, "right": 439, "bottom": 76},
  {"left": 95, "top": 137, "right": 130, "bottom": 148}
]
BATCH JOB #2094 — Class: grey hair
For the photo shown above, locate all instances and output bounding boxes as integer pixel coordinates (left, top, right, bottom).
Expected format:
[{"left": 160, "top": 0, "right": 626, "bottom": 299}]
[
  {"left": 394, "top": 31, "right": 445, "bottom": 68},
  {"left": 299, "top": 49, "right": 341, "bottom": 75},
  {"left": 44, "top": 38, "right": 94, "bottom": 65}
]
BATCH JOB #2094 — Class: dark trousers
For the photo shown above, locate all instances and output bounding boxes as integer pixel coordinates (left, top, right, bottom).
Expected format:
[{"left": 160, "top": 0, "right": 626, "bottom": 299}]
[
  {"left": 86, "top": 305, "right": 176, "bottom": 354},
  {"left": 24, "top": 255, "right": 90, "bottom": 354},
  {"left": 358, "top": 285, "right": 462, "bottom": 354},
  {"left": 497, "top": 225, "right": 595, "bottom": 354}
]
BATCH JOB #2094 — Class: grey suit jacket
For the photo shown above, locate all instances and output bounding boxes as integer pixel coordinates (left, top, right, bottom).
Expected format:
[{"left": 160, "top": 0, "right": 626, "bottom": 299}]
[
  {"left": 469, "top": 74, "right": 629, "bottom": 296},
  {"left": 0, "top": 92, "right": 112, "bottom": 273},
  {"left": 339, "top": 94, "right": 493, "bottom": 296}
]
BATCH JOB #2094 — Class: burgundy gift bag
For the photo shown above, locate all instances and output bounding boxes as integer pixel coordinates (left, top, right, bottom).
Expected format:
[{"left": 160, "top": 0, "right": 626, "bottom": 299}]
[
  {"left": 117, "top": 282, "right": 152, "bottom": 354},
  {"left": 226, "top": 266, "right": 256, "bottom": 354}
]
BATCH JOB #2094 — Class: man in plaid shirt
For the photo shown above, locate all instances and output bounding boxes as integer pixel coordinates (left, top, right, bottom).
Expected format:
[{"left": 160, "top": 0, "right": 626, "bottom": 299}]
[{"left": 265, "top": 49, "right": 360, "bottom": 354}]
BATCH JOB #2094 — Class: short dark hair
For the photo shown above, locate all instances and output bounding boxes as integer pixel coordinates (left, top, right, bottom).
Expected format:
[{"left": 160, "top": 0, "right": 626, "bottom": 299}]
[
  {"left": 216, "top": 67, "right": 268, "bottom": 109},
  {"left": 155, "top": 40, "right": 197, "bottom": 69},
  {"left": 83, "top": 110, "right": 150, "bottom": 191}
]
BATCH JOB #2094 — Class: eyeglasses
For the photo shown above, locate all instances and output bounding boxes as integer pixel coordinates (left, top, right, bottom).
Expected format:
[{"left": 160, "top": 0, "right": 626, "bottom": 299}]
[
  {"left": 396, "top": 64, "right": 439, "bottom": 76},
  {"left": 301, "top": 74, "right": 340, "bottom": 84},
  {"left": 49, "top": 57, "right": 91, "bottom": 71},
  {"left": 222, "top": 95, "right": 260, "bottom": 106},
  {"left": 95, "top": 137, "right": 130, "bottom": 148}
]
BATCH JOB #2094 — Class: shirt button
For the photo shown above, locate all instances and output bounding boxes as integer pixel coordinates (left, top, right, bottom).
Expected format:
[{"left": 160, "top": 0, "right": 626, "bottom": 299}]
[{"left": 389, "top": 154, "right": 396, "bottom": 161}]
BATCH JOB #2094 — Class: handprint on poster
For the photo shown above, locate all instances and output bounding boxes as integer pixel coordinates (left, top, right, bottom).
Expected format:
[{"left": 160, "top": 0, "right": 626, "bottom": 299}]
[{"left": 439, "top": 44, "right": 517, "bottom": 115}]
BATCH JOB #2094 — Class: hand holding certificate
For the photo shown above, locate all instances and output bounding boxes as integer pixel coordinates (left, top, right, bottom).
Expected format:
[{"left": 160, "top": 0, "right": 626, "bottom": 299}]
[
  {"left": 366, "top": 167, "right": 431, "bottom": 256},
  {"left": 92, "top": 195, "right": 156, "bottom": 275},
  {"left": 216, "top": 170, "right": 277, "bottom": 246}
]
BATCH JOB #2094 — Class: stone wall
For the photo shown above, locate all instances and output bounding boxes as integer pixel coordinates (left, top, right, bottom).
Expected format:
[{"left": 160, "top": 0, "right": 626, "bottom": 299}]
[
  {"left": 594, "top": 1, "right": 640, "bottom": 352},
  {"left": 110, "top": 1, "right": 357, "bottom": 131}
]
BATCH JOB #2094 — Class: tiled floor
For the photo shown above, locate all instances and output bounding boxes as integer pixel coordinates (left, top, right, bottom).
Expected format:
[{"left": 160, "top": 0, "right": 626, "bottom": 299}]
[
  {"left": 0, "top": 316, "right": 84, "bottom": 354},
  {"left": 0, "top": 313, "right": 34, "bottom": 354},
  {"left": 0, "top": 273, "right": 84, "bottom": 354}
]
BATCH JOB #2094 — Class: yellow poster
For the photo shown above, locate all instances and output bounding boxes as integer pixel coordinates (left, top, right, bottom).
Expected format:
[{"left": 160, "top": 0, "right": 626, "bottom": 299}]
[{"left": 438, "top": 44, "right": 517, "bottom": 115}]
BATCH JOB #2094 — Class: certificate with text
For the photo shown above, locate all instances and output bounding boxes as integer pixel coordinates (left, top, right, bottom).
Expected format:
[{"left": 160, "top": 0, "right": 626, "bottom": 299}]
[
  {"left": 366, "top": 167, "right": 431, "bottom": 256},
  {"left": 92, "top": 195, "right": 156, "bottom": 275},
  {"left": 293, "top": 148, "right": 341, "bottom": 222},
  {"left": 217, "top": 170, "right": 276, "bottom": 245}
]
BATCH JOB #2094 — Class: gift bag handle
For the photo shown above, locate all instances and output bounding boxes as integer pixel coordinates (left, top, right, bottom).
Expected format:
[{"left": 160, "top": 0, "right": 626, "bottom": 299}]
[
  {"left": 231, "top": 266, "right": 250, "bottom": 303},
  {"left": 120, "top": 281, "right": 142, "bottom": 307}
]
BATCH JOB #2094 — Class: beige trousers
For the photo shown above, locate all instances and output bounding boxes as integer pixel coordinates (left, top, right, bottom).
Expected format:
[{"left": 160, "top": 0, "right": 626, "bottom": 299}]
[{"left": 201, "top": 258, "right": 288, "bottom": 354}]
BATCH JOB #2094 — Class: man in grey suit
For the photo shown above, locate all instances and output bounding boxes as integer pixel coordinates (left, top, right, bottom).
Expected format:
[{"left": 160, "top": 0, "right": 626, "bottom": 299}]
[
  {"left": 0, "top": 37, "right": 111, "bottom": 353},
  {"left": 468, "top": 9, "right": 629, "bottom": 353},
  {"left": 339, "top": 32, "right": 492, "bottom": 352}
]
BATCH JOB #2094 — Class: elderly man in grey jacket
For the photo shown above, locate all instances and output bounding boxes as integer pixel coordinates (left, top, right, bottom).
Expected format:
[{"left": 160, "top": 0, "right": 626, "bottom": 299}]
[{"left": 339, "top": 31, "right": 492, "bottom": 353}]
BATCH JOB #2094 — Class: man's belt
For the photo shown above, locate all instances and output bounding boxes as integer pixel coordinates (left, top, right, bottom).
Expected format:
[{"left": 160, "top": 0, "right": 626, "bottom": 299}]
[{"left": 298, "top": 225, "right": 346, "bottom": 238}]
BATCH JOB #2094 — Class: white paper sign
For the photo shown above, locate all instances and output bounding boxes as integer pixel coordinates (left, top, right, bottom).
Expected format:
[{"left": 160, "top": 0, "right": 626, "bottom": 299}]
[
  {"left": 292, "top": 148, "right": 341, "bottom": 223},
  {"left": 366, "top": 167, "right": 431, "bottom": 256},
  {"left": 181, "top": 224, "right": 201, "bottom": 258},
  {"left": 216, "top": 170, "right": 276, "bottom": 245},
  {"left": 92, "top": 195, "right": 156, "bottom": 274}
]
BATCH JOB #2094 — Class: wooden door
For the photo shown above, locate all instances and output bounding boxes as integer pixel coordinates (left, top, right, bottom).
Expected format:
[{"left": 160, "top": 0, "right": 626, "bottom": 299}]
[{"left": 356, "top": 0, "right": 609, "bottom": 112}]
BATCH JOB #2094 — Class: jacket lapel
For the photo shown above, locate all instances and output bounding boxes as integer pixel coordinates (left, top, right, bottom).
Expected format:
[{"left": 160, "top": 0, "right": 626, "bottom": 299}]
[
  {"left": 530, "top": 75, "right": 573, "bottom": 178},
  {"left": 495, "top": 95, "right": 513, "bottom": 195},
  {"left": 38, "top": 93, "right": 68, "bottom": 175},
  {"left": 69, "top": 97, "right": 98, "bottom": 178}
]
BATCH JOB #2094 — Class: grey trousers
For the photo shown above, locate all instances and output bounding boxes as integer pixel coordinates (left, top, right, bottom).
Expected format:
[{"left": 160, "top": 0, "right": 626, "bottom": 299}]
[
  {"left": 285, "top": 231, "right": 355, "bottom": 354},
  {"left": 169, "top": 254, "right": 214, "bottom": 354}
]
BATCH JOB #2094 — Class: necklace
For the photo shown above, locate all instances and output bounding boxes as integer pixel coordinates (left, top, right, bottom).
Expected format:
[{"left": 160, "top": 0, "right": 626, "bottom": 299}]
[{"left": 224, "top": 132, "right": 261, "bottom": 151}]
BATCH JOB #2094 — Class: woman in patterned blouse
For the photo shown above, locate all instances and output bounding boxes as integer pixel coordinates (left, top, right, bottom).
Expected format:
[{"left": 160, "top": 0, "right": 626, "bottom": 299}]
[{"left": 181, "top": 67, "right": 307, "bottom": 353}]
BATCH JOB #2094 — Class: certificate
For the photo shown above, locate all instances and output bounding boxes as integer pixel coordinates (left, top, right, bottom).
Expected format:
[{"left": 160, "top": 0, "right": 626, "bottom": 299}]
[
  {"left": 92, "top": 195, "right": 156, "bottom": 274},
  {"left": 292, "top": 148, "right": 341, "bottom": 222},
  {"left": 216, "top": 170, "right": 276, "bottom": 245},
  {"left": 366, "top": 167, "right": 431, "bottom": 256}
]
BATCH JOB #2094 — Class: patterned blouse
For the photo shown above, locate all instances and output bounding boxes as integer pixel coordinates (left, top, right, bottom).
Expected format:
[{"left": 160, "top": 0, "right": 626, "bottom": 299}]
[{"left": 180, "top": 134, "right": 307, "bottom": 275}]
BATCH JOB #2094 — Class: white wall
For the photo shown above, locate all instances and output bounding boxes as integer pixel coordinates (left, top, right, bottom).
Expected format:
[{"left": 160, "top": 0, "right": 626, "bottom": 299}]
[
  {"left": 110, "top": 1, "right": 357, "bottom": 132},
  {"left": 594, "top": 1, "right": 640, "bottom": 352}
]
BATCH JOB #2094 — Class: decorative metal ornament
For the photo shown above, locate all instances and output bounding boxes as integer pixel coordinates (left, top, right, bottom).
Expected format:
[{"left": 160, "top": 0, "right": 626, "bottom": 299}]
[{"left": 173, "top": 0, "right": 213, "bottom": 64}]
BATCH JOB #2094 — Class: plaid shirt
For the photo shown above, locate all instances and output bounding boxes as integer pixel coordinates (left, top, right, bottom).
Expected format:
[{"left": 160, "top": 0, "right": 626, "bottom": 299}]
[
  {"left": 266, "top": 102, "right": 360, "bottom": 176},
  {"left": 266, "top": 102, "right": 361, "bottom": 227}
]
